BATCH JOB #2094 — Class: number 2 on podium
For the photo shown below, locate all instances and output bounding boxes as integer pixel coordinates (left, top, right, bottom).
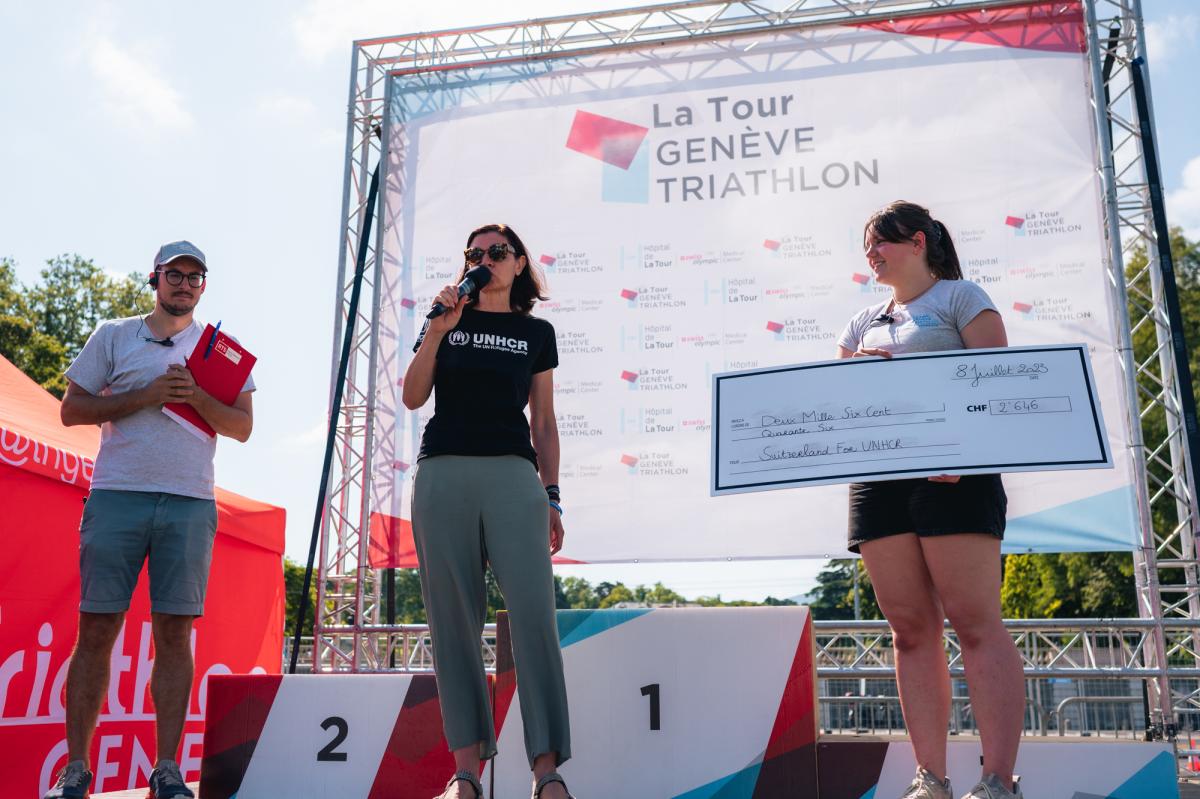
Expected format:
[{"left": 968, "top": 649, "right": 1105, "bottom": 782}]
[
  {"left": 641, "top": 683, "right": 661, "bottom": 731},
  {"left": 318, "top": 716, "right": 349, "bottom": 761}
]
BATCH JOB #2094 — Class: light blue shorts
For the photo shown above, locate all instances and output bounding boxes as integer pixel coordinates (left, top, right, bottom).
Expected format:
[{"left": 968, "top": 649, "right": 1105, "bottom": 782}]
[{"left": 79, "top": 489, "right": 218, "bottom": 616}]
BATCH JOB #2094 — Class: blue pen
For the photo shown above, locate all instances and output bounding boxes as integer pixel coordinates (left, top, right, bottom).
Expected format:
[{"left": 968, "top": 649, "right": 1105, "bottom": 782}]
[{"left": 203, "top": 320, "right": 222, "bottom": 359}]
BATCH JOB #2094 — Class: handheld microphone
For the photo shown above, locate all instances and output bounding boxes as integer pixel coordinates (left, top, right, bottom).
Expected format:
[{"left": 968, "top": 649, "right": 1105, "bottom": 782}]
[
  {"left": 412, "top": 266, "right": 494, "bottom": 353},
  {"left": 426, "top": 266, "right": 492, "bottom": 320}
]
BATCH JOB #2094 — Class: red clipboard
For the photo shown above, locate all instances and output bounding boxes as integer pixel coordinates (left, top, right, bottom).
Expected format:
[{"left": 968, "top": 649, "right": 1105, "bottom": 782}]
[{"left": 162, "top": 324, "right": 256, "bottom": 440}]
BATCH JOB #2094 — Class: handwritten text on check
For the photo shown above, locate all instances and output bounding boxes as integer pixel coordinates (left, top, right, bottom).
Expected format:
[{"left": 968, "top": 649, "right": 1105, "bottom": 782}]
[{"left": 711, "top": 345, "right": 1112, "bottom": 496}]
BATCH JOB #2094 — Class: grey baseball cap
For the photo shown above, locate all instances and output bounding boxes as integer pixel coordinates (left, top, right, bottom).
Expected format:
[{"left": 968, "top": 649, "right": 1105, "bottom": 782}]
[{"left": 154, "top": 240, "right": 207, "bottom": 270}]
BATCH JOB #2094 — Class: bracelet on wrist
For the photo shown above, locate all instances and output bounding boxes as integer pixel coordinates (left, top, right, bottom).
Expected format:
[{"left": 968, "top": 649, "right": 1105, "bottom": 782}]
[{"left": 548, "top": 500, "right": 564, "bottom": 516}]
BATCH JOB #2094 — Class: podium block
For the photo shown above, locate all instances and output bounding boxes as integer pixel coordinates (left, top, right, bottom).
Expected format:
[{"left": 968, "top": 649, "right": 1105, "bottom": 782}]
[
  {"left": 199, "top": 673, "right": 454, "bottom": 799},
  {"left": 486, "top": 607, "right": 818, "bottom": 798},
  {"left": 817, "top": 736, "right": 1178, "bottom": 799}
]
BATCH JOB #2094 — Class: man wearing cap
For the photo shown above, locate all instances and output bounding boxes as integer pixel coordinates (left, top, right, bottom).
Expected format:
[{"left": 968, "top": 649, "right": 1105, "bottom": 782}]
[{"left": 46, "top": 241, "right": 254, "bottom": 799}]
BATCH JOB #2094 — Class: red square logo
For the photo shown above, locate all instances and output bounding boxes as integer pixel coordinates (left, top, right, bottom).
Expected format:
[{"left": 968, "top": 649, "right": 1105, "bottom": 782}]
[{"left": 565, "top": 111, "right": 650, "bottom": 170}]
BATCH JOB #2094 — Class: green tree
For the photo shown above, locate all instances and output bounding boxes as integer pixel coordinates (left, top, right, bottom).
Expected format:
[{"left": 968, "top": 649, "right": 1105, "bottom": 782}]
[
  {"left": 806, "top": 559, "right": 882, "bottom": 620},
  {"left": 557, "top": 576, "right": 601, "bottom": 609},
  {"left": 1001, "top": 553, "right": 1135, "bottom": 618},
  {"left": 384, "top": 569, "right": 430, "bottom": 623},
  {"left": 0, "top": 316, "right": 68, "bottom": 395},
  {"left": 593, "top": 581, "right": 619, "bottom": 604},
  {"left": 283, "top": 558, "right": 316, "bottom": 638},
  {"left": 639, "top": 581, "right": 687, "bottom": 605},
  {"left": 599, "top": 583, "right": 636, "bottom": 608},
  {"left": 0, "top": 258, "right": 29, "bottom": 316},
  {"left": 0, "top": 255, "right": 152, "bottom": 397},
  {"left": 1126, "top": 227, "right": 1200, "bottom": 548},
  {"left": 26, "top": 254, "right": 153, "bottom": 360},
  {"left": 0, "top": 258, "right": 67, "bottom": 394}
]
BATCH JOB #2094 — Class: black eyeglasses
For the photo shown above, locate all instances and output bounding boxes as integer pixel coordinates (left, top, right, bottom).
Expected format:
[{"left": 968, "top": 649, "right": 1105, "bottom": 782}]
[
  {"left": 464, "top": 243, "right": 514, "bottom": 264},
  {"left": 158, "top": 269, "right": 207, "bottom": 288}
]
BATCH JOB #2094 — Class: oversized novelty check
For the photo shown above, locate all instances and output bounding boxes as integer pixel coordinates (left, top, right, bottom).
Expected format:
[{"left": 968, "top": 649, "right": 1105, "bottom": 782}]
[{"left": 711, "top": 344, "right": 1112, "bottom": 496}]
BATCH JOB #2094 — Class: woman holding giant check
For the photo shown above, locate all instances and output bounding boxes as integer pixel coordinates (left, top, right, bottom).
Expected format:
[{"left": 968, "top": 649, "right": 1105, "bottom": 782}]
[{"left": 836, "top": 202, "right": 1024, "bottom": 799}]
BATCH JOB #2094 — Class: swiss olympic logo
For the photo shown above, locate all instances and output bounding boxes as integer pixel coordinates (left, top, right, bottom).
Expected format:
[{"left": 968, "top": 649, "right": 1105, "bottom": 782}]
[{"left": 448, "top": 331, "right": 469, "bottom": 346}]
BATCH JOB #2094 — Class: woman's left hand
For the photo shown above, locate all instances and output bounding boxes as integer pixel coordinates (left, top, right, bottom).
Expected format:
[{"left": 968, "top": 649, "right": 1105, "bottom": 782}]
[
  {"left": 928, "top": 474, "right": 961, "bottom": 483},
  {"left": 549, "top": 507, "right": 565, "bottom": 555}
]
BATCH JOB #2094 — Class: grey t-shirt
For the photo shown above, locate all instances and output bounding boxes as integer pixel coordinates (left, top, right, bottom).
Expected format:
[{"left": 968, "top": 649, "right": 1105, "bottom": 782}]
[
  {"left": 837, "top": 279, "right": 998, "bottom": 356},
  {"left": 65, "top": 316, "right": 256, "bottom": 499}
]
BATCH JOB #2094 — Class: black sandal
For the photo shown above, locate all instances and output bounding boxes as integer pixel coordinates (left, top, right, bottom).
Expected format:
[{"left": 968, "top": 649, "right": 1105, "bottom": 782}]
[
  {"left": 435, "top": 769, "right": 482, "bottom": 799},
  {"left": 533, "top": 771, "right": 576, "bottom": 799}
]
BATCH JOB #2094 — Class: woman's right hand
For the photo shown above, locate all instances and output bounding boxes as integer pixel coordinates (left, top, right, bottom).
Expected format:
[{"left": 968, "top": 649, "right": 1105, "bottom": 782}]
[
  {"left": 427, "top": 284, "right": 470, "bottom": 336},
  {"left": 851, "top": 347, "right": 892, "bottom": 359}
]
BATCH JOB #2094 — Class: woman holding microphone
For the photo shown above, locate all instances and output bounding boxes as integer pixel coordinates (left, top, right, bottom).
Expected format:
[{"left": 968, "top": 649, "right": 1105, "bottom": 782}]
[
  {"left": 836, "top": 202, "right": 1023, "bottom": 799},
  {"left": 403, "top": 224, "right": 573, "bottom": 799}
]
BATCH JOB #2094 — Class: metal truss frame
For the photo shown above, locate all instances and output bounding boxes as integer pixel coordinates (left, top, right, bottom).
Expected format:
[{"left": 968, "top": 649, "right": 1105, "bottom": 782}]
[
  {"left": 319, "top": 0, "right": 1197, "bottom": 735},
  {"left": 815, "top": 619, "right": 1200, "bottom": 679},
  {"left": 1083, "top": 0, "right": 1200, "bottom": 736}
]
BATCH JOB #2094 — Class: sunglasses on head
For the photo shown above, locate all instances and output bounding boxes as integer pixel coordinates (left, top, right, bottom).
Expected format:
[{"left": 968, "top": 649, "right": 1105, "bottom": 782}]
[{"left": 464, "top": 243, "right": 514, "bottom": 264}]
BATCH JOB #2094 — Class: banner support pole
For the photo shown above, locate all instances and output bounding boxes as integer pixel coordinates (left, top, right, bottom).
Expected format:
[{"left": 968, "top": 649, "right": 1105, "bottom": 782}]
[{"left": 290, "top": 162, "right": 382, "bottom": 675}]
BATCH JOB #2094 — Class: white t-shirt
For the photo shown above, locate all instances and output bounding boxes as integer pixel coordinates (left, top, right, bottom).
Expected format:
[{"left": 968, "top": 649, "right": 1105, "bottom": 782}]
[
  {"left": 64, "top": 316, "right": 255, "bottom": 499},
  {"left": 837, "top": 279, "right": 998, "bottom": 356}
]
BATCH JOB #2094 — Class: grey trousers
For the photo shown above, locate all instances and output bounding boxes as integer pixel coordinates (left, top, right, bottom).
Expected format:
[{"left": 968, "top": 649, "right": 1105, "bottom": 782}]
[{"left": 412, "top": 454, "right": 571, "bottom": 767}]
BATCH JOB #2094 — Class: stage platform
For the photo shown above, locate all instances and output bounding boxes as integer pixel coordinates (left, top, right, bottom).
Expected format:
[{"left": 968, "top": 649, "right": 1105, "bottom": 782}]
[
  {"left": 88, "top": 773, "right": 1200, "bottom": 799},
  {"left": 85, "top": 737, "right": 1189, "bottom": 798}
]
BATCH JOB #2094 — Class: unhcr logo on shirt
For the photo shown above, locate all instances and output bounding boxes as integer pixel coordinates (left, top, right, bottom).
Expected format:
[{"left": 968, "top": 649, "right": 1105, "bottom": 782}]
[{"left": 469, "top": 333, "right": 530, "bottom": 355}]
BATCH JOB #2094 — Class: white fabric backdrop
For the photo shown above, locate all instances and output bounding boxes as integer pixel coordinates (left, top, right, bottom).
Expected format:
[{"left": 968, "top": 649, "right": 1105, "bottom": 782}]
[{"left": 370, "top": 6, "right": 1140, "bottom": 563}]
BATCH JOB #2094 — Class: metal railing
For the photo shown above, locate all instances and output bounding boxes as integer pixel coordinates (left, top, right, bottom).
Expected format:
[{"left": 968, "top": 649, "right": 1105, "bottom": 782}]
[
  {"left": 284, "top": 625, "right": 499, "bottom": 674},
  {"left": 285, "top": 619, "right": 1200, "bottom": 721}
]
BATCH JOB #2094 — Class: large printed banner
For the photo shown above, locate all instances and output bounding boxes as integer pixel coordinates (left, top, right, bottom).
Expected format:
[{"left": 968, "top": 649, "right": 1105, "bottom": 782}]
[{"left": 369, "top": 2, "right": 1140, "bottom": 564}]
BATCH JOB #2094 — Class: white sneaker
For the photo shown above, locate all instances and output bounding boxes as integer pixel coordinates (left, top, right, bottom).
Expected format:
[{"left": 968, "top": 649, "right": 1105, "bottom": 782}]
[
  {"left": 960, "top": 774, "right": 1023, "bottom": 799},
  {"left": 900, "top": 767, "right": 953, "bottom": 799}
]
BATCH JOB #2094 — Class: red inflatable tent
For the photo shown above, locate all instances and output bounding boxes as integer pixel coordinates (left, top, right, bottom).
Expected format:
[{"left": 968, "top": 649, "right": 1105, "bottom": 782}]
[{"left": 0, "top": 354, "right": 286, "bottom": 796}]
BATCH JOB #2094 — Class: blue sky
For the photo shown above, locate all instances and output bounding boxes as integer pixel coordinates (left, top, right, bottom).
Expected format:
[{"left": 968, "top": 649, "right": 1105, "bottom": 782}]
[{"left": 1, "top": 1, "right": 1197, "bottom": 601}]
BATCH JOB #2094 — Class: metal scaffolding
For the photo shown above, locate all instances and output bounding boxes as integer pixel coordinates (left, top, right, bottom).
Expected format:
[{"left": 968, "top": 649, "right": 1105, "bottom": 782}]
[{"left": 315, "top": 0, "right": 1196, "bottom": 737}]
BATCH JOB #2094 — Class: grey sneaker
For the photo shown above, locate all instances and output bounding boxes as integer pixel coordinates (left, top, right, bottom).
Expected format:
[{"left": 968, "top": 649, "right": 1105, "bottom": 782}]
[
  {"left": 148, "top": 760, "right": 195, "bottom": 799},
  {"left": 43, "top": 760, "right": 92, "bottom": 799},
  {"left": 960, "top": 774, "right": 1023, "bottom": 799},
  {"left": 901, "top": 767, "right": 953, "bottom": 799}
]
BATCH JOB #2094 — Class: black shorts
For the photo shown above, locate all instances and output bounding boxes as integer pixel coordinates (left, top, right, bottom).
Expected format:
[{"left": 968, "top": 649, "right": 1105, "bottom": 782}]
[{"left": 847, "top": 474, "right": 1007, "bottom": 553}]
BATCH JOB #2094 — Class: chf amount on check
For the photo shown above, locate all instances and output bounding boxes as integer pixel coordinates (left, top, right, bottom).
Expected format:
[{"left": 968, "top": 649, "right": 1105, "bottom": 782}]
[{"left": 710, "top": 345, "right": 1112, "bottom": 495}]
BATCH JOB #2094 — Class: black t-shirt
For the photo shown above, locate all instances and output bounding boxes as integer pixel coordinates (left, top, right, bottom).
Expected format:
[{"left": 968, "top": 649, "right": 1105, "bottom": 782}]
[{"left": 419, "top": 308, "right": 559, "bottom": 468}]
